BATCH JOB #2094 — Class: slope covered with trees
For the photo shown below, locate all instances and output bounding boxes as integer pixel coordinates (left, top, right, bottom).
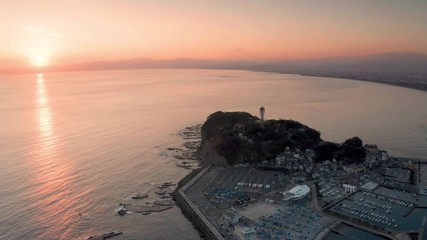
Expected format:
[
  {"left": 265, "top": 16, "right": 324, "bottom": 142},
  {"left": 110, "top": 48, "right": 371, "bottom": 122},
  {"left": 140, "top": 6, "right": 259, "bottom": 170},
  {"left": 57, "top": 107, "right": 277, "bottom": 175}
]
[{"left": 199, "top": 111, "right": 366, "bottom": 165}]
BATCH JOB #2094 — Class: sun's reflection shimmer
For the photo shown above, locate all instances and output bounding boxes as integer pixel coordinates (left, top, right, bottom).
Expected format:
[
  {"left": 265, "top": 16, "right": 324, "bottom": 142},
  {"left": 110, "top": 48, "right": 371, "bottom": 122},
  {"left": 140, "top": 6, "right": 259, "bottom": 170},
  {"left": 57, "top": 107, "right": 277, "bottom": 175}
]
[
  {"left": 31, "top": 74, "right": 88, "bottom": 239},
  {"left": 36, "top": 74, "right": 55, "bottom": 152}
]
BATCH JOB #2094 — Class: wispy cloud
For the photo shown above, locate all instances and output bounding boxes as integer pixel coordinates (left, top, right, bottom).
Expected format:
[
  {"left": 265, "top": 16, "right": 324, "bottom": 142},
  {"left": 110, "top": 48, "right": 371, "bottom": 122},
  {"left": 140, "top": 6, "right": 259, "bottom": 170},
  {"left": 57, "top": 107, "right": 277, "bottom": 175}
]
[
  {"left": 48, "top": 33, "right": 64, "bottom": 39},
  {"left": 24, "top": 25, "right": 43, "bottom": 33},
  {"left": 23, "top": 25, "right": 64, "bottom": 38}
]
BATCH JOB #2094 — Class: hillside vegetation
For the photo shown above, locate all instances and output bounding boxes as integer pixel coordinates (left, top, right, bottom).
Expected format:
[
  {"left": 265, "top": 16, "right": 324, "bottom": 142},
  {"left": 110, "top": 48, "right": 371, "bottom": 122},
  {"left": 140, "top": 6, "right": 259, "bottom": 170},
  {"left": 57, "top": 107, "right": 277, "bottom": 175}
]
[{"left": 199, "top": 111, "right": 366, "bottom": 165}]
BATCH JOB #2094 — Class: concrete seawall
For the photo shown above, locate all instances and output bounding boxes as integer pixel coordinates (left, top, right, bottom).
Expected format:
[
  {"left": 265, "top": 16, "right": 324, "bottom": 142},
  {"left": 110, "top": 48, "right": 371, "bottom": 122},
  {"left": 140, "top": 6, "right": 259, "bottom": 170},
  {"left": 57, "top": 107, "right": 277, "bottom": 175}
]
[{"left": 173, "top": 167, "right": 224, "bottom": 240}]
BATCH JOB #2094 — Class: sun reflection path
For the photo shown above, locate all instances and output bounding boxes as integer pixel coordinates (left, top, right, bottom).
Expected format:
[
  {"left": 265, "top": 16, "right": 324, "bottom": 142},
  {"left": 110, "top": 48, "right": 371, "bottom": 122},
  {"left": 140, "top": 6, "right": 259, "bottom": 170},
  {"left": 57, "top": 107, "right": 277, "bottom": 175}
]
[
  {"left": 36, "top": 74, "right": 55, "bottom": 152},
  {"left": 31, "top": 74, "right": 91, "bottom": 239}
]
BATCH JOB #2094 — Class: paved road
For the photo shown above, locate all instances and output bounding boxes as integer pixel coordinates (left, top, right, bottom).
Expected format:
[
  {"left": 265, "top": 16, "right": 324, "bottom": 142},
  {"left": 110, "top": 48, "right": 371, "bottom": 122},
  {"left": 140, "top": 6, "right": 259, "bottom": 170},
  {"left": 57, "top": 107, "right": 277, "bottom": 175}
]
[
  {"left": 185, "top": 168, "right": 224, "bottom": 227},
  {"left": 309, "top": 183, "right": 321, "bottom": 211}
]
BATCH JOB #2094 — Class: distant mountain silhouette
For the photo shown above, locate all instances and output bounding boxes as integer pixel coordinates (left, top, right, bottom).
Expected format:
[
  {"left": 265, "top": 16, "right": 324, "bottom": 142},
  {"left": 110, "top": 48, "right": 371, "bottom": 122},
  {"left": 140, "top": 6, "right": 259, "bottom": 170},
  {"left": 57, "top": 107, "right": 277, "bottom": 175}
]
[
  {"left": 251, "top": 52, "right": 427, "bottom": 74},
  {"left": 2, "top": 52, "right": 426, "bottom": 90},
  {"left": 304, "top": 52, "right": 427, "bottom": 74},
  {"left": 44, "top": 57, "right": 257, "bottom": 72},
  {"left": 346, "top": 52, "right": 427, "bottom": 74},
  {"left": 4, "top": 52, "right": 426, "bottom": 74},
  {"left": 246, "top": 52, "right": 427, "bottom": 90},
  {"left": 216, "top": 48, "right": 267, "bottom": 60}
]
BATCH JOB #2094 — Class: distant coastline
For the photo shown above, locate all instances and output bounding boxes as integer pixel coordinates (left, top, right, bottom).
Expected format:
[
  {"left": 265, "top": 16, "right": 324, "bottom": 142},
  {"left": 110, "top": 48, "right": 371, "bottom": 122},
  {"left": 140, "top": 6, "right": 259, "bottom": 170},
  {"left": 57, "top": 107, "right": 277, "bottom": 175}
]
[
  {"left": 266, "top": 70, "right": 427, "bottom": 92},
  {"left": 1, "top": 66, "right": 426, "bottom": 93},
  {"left": 2, "top": 52, "right": 426, "bottom": 93}
]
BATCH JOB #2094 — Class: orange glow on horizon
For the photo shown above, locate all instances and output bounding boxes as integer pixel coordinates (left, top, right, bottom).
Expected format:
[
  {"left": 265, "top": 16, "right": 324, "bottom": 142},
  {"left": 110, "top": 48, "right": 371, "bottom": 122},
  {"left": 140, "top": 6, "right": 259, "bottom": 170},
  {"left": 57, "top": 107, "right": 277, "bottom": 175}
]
[{"left": 0, "top": 1, "right": 426, "bottom": 69}]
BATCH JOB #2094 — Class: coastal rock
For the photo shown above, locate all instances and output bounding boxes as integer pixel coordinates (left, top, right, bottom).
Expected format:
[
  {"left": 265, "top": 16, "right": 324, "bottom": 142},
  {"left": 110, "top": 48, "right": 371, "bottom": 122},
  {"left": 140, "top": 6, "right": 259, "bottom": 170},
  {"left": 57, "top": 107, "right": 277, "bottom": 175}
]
[
  {"left": 116, "top": 206, "right": 127, "bottom": 216},
  {"left": 131, "top": 192, "right": 149, "bottom": 199},
  {"left": 153, "top": 199, "right": 175, "bottom": 206},
  {"left": 87, "top": 231, "right": 123, "bottom": 240},
  {"left": 116, "top": 203, "right": 173, "bottom": 215}
]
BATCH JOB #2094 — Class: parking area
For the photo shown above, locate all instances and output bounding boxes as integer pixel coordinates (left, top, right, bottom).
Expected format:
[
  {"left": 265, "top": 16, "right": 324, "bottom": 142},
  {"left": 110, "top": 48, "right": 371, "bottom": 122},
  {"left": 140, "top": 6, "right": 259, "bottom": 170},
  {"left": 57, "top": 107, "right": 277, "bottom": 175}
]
[
  {"left": 238, "top": 201, "right": 281, "bottom": 221},
  {"left": 318, "top": 180, "right": 345, "bottom": 204},
  {"left": 255, "top": 205, "right": 326, "bottom": 240},
  {"left": 204, "top": 167, "right": 286, "bottom": 207}
]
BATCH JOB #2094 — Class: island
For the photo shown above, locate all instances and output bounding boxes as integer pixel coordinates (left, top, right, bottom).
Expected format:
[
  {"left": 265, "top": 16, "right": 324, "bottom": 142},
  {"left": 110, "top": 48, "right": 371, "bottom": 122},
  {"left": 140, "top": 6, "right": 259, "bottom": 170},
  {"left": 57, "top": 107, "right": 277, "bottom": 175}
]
[{"left": 173, "top": 110, "right": 427, "bottom": 240}]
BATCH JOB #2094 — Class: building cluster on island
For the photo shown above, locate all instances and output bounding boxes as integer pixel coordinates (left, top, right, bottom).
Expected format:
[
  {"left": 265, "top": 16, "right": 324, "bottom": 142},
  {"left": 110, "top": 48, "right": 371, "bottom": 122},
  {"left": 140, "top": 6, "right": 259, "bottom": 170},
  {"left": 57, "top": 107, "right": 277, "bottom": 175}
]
[
  {"left": 259, "top": 144, "right": 389, "bottom": 180},
  {"left": 172, "top": 108, "right": 427, "bottom": 240}
]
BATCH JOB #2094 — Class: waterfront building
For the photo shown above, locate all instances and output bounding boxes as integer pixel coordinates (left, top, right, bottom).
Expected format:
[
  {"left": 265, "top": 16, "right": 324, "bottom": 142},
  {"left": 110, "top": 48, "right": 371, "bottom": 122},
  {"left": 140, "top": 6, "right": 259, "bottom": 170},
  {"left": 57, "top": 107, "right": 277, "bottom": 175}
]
[
  {"left": 364, "top": 145, "right": 390, "bottom": 168},
  {"left": 220, "top": 209, "right": 241, "bottom": 227},
  {"left": 384, "top": 167, "right": 411, "bottom": 183},
  {"left": 361, "top": 181, "right": 379, "bottom": 191},
  {"left": 292, "top": 172, "right": 306, "bottom": 182},
  {"left": 343, "top": 164, "right": 365, "bottom": 174},
  {"left": 283, "top": 185, "right": 310, "bottom": 201},
  {"left": 420, "top": 186, "right": 427, "bottom": 195},
  {"left": 343, "top": 184, "right": 357, "bottom": 193},
  {"left": 234, "top": 225, "right": 256, "bottom": 240}
]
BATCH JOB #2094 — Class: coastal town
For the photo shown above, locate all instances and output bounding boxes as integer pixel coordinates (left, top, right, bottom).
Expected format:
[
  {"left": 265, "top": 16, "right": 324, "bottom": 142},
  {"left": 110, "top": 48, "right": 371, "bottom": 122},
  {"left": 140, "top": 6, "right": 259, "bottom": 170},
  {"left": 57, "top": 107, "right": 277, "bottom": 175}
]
[{"left": 170, "top": 109, "right": 427, "bottom": 240}]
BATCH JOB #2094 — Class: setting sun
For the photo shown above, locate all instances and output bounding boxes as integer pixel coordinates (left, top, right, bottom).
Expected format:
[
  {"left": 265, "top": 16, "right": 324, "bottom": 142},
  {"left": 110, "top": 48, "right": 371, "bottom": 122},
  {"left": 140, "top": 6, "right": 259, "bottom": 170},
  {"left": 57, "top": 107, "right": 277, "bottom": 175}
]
[{"left": 31, "top": 56, "right": 49, "bottom": 67}]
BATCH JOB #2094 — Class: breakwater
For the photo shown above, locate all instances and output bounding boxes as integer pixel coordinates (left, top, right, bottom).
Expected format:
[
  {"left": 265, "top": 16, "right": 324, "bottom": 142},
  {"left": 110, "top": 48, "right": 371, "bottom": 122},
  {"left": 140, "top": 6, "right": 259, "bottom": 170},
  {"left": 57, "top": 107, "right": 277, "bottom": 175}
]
[{"left": 173, "top": 167, "right": 224, "bottom": 240}]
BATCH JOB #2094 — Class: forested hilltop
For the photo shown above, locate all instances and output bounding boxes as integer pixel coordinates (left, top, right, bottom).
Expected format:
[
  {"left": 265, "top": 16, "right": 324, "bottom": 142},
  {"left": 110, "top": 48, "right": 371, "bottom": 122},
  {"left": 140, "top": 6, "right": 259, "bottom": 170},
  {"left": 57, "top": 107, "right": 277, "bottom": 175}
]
[{"left": 199, "top": 111, "right": 366, "bottom": 165}]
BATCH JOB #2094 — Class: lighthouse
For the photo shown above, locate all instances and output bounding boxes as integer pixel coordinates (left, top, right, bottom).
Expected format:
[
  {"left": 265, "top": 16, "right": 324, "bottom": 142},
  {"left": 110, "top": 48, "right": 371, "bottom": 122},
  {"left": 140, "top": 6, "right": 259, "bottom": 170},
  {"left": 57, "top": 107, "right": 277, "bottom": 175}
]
[{"left": 260, "top": 106, "right": 265, "bottom": 121}]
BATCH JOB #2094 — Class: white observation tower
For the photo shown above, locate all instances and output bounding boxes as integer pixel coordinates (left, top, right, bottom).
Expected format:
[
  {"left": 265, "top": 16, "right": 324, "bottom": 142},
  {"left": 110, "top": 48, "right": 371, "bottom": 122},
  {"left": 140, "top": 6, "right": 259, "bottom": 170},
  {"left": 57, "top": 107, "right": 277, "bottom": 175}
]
[{"left": 260, "top": 106, "right": 265, "bottom": 121}]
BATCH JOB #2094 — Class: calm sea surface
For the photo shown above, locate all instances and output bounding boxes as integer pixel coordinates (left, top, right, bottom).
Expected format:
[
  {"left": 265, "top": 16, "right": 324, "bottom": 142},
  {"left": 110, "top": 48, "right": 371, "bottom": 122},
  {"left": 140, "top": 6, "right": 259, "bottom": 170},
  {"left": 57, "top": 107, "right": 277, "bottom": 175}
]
[{"left": 0, "top": 69, "right": 426, "bottom": 239}]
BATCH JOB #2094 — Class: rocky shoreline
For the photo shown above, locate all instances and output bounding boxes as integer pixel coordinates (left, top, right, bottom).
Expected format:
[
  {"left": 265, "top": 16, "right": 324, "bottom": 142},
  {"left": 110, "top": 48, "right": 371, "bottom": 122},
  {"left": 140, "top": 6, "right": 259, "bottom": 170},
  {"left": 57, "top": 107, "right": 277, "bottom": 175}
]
[
  {"left": 113, "top": 125, "right": 203, "bottom": 220},
  {"left": 161, "top": 124, "right": 203, "bottom": 170},
  {"left": 87, "top": 231, "right": 123, "bottom": 240},
  {"left": 116, "top": 181, "right": 179, "bottom": 216}
]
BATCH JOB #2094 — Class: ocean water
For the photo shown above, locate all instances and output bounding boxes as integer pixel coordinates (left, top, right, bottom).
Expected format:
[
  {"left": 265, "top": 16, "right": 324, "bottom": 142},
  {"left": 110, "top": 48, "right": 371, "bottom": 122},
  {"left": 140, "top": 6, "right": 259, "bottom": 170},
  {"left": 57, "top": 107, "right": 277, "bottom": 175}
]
[
  {"left": 325, "top": 223, "right": 389, "bottom": 240},
  {"left": 0, "top": 69, "right": 426, "bottom": 240}
]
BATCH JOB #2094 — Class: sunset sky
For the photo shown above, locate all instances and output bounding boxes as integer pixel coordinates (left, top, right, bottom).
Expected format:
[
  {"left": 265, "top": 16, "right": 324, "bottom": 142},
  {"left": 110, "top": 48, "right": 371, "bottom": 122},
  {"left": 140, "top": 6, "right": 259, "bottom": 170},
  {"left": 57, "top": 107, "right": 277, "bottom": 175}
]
[{"left": 1, "top": 0, "right": 427, "bottom": 68}]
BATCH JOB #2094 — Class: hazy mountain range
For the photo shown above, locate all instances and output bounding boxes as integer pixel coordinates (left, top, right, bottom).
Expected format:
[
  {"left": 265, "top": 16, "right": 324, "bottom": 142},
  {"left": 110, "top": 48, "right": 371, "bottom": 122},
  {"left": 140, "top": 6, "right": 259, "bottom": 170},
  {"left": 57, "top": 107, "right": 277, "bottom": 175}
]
[
  {"left": 2, "top": 52, "right": 427, "bottom": 91},
  {"left": 250, "top": 52, "right": 427, "bottom": 91}
]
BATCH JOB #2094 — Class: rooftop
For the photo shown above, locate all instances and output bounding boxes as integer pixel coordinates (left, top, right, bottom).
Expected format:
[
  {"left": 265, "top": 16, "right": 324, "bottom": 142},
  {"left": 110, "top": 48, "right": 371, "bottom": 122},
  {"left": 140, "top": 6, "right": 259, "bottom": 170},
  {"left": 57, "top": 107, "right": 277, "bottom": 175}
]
[{"left": 283, "top": 185, "right": 310, "bottom": 200}]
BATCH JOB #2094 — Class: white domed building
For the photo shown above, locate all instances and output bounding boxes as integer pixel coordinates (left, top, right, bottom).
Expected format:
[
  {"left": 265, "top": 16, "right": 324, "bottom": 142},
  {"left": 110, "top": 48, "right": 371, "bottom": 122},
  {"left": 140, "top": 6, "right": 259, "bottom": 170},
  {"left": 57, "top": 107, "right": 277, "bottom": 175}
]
[{"left": 283, "top": 185, "right": 310, "bottom": 201}]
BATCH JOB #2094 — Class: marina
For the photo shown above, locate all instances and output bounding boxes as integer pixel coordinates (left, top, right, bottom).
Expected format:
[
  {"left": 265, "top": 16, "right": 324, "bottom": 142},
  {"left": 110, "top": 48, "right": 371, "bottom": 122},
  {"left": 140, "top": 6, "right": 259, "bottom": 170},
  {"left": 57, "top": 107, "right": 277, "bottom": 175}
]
[{"left": 328, "top": 190, "right": 418, "bottom": 231}]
